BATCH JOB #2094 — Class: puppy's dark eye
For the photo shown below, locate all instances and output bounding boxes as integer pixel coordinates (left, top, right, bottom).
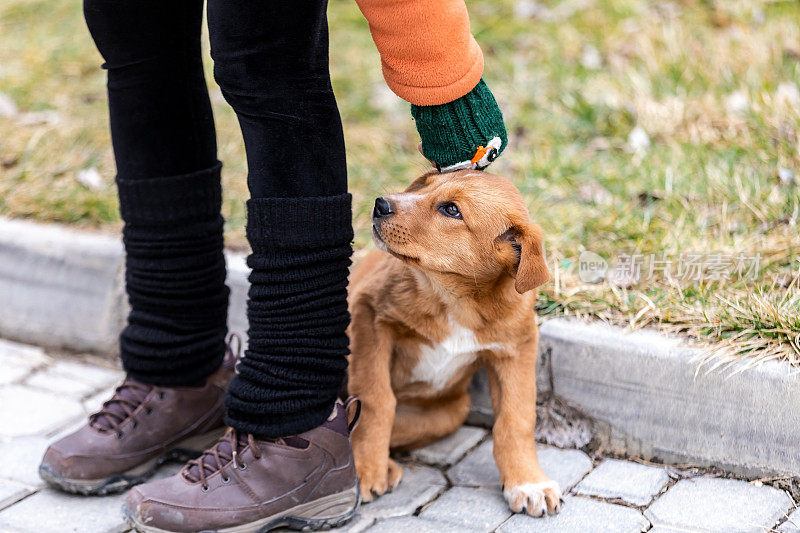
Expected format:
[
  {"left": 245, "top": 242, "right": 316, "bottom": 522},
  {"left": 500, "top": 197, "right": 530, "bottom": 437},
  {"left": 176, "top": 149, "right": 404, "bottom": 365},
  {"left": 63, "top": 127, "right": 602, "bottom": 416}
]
[{"left": 438, "top": 202, "right": 462, "bottom": 219}]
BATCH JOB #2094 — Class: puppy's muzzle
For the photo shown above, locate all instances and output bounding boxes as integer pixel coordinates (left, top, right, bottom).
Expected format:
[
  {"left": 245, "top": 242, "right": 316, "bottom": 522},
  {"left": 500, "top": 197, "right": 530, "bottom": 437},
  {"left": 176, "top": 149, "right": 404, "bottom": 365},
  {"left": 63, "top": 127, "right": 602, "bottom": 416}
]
[{"left": 372, "top": 197, "right": 394, "bottom": 221}]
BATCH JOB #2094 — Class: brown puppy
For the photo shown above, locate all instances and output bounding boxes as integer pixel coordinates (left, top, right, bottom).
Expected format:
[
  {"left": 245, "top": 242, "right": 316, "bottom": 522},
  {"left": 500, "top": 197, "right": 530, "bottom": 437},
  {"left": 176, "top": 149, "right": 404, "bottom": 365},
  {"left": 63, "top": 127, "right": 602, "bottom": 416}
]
[{"left": 347, "top": 170, "right": 561, "bottom": 517}]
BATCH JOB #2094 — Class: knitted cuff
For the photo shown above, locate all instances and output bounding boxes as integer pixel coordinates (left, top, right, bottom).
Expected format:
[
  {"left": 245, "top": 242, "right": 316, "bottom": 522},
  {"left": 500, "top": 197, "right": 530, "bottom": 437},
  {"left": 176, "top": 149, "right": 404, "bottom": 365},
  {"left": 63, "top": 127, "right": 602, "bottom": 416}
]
[
  {"left": 246, "top": 194, "right": 354, "bottom": 253},
  {"left": 411, "top": 78, "right": 508, "bottom": 172},
  {"left": 116, "top": 162, "right": 223, "bottom": 225}
]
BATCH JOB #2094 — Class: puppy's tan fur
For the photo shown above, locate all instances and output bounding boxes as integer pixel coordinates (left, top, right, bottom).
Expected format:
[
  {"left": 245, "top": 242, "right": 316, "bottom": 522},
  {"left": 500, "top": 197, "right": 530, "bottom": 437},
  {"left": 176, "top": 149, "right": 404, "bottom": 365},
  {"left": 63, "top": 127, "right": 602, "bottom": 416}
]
[{"left": 347, "top": 170, "right": 561, "bottom": 517}]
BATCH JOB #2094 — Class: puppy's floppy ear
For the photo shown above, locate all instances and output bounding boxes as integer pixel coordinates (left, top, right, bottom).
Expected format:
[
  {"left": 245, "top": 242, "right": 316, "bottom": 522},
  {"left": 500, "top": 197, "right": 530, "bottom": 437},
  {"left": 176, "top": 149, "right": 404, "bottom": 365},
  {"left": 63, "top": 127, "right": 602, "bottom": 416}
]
[
  {"left": 404, "top": 172, "right": 435, "bottom": 192},
  {"left": 498, "top": 222, "right": 549, "bottom": 293}
]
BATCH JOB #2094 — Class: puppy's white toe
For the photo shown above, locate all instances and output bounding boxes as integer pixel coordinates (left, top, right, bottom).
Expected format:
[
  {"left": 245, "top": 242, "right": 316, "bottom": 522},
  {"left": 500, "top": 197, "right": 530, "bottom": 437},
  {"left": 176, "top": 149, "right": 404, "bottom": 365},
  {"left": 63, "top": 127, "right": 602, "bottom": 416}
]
[{"left": 504, "top": 481, "right": 562, "bottom": 517}]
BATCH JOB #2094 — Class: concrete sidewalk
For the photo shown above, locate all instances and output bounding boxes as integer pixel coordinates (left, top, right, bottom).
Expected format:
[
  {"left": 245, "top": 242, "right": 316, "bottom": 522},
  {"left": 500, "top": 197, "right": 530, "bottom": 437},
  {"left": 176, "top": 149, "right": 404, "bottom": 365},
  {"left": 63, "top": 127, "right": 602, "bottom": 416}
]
[{"left": 0, "top": 338, "right": 796, "bottom": 533}]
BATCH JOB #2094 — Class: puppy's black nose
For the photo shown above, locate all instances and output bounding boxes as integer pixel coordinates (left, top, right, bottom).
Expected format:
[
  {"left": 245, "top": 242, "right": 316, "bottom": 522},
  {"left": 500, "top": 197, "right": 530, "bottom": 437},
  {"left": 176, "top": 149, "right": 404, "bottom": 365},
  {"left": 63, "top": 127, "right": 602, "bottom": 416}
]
[{"left": 373, "top": 197, "right": 394, "bottom": 219}]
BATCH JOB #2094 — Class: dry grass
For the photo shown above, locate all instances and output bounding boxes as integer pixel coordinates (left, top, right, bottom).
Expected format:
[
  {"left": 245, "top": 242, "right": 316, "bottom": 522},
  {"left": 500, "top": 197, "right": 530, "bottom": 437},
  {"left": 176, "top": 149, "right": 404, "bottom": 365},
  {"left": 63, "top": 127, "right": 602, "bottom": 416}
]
[{"left": 0, "top": 0, "right": 798, "bottom": 365}]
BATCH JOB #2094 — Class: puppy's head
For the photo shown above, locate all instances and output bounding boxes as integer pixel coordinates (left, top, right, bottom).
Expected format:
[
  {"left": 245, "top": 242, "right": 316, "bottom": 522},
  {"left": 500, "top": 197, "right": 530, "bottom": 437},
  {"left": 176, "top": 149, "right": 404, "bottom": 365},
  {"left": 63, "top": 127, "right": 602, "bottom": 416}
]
[{"left": 372, "top": 170, "right": 549, "bottom": 293}]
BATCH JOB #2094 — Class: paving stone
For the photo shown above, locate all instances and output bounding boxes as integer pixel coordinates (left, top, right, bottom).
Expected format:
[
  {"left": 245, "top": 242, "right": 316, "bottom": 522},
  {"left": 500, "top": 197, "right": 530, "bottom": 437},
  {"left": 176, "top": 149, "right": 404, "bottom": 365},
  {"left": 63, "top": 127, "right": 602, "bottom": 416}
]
[
  {"left": 447, "top": 440, "right": 592, "bottom": 492},
  {"left": 645, "top": 477, "right": 793, "bottom": 533},
  {"left": 25, "top": 371, "right": 96, "bottom": 397},
  {"left": 358, "top": 464, "right": 445, "bottom": 520},
  {"left": 779, "top": 508, "right": 800, "bottom": 532},
  {"left": 29, "top": 360, "right": 121, "bottom": 392},
  {"left": 0, "top": 386, "right": 84, "bottom": 438},
  {"left": 367, "top": 516, "right": 482, "bottom": 533},
  {"left": 0, "top": 340, "right": 49, "bottom": 386},
  {"left": 419, "top": 486, "right": 511, "bottom": 531},
  {"left": 410, "top": 426, "right": 488, "bottom": 467},
  {"left": 278, "top": 512, "right": 374, "bottom": 533},
  {"left": 575, "top": 459, "right": 669, "bottom": 506},
  {"left": 326, "top": 513, "right": 375, "bottom": 533},
  {"left": 0, "top": 365, "right": 32, "bottom": 386},
  {"left": 0, "top": 488, "right": 127, "bottom": 533},
  {"left": 0, "top": 479, "right": 33, "bottom": 511},
  {"left": 497, "top": 496, "right": 649, "bottom": 533},
  {"left": 0, "top": 437, "right": 49, "bottom": 486},
  {"left": 0, "top": 340, "right": 49, "bottom": 367},
  {"left": 647, "top": 526, "right": 704, "bottom": 533}
]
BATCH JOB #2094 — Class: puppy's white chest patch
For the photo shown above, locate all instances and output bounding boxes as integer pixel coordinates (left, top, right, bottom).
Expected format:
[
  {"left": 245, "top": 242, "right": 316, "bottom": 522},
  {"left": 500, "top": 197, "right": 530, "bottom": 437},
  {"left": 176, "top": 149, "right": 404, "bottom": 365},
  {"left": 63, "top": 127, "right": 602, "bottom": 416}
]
[{"left": 411, "top": 319, "right": 502, "bottom": 390}]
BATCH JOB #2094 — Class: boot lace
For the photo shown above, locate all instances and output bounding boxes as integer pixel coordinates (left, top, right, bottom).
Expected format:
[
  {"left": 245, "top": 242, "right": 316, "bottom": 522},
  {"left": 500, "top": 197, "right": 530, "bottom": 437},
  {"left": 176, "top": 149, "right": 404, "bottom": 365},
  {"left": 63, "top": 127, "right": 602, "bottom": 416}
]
[
  {"left": 182, "top": 428, "right": 265, "bottom": 491},
  {"left": 88, "top": 334, "right": 242, "bottom": 438},
  {"left": 88, "top": 380, "right": 154, "bottom": 438}
]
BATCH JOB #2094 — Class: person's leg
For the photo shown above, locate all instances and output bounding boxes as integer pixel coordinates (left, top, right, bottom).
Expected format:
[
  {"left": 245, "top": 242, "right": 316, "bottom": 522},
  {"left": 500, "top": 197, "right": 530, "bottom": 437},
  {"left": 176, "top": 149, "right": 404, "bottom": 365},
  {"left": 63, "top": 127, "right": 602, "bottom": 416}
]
[
  {"left": 85, "top": 0, "right": 230, "bottom": 384},
  {"left": 123, "top": 1, "right": 360, "bottom": 530},
  {"left": 209, "top": 0, "right": 352, "bottom": 437},
  {"left": 40, "top": 0, "right": 233, "bottom": 496}
]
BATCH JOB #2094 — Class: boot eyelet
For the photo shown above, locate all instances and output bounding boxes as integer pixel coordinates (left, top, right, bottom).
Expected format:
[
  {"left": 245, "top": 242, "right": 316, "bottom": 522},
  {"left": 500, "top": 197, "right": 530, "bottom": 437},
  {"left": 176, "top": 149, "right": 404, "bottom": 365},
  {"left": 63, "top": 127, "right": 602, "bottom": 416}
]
[
  {"left": 221, "top": 476, "right": 230, "bottom": 484},
  {"left": 158, "top": 392, "right": 166, "bottom": 400},
  {"left": 145, "top": 408, "right": 152, "bottom": 415},
  {"left": 132, "top": 422, "right": 138, "bottom": 430},
  {"left": 237, "top": 463, "right": 247, "bottom": 471},
  {"left": 201, "top": 485, "right": 209, "bottom": 492},
  {"left": 116, "top": 433, "right": 124, "bottom": 440}
]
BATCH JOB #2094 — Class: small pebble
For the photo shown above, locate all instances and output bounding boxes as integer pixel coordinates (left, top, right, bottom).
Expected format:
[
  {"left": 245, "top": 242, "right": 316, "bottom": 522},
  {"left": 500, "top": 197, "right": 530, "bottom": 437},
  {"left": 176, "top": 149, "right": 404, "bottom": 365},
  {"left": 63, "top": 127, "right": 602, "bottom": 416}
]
[
  {"left": 0, "top": 92, "right": 17, "bottom": 117},
  {"left": 17, "top": 110, "right": 61, "bottom": 126},
  {"left": 514, "top": 0, "right": 547, "bottom": 18},
  {"left": 580, "top": 45, "right": 602, "bottom": 70},
  {"left": 628, "top": 126, "right": 650, "bottom": 154},
  {"left": 778, "top": 167, "right": 795, "bottom": 185},
  {"left": 76, "top": 167, "right": 104, "bottom": 191},
  {"left": 725, "top": 91, "right": 749, "bottom": 116},
  {"left": 776, "top": 82, "right": 800, "bottom": 108}
]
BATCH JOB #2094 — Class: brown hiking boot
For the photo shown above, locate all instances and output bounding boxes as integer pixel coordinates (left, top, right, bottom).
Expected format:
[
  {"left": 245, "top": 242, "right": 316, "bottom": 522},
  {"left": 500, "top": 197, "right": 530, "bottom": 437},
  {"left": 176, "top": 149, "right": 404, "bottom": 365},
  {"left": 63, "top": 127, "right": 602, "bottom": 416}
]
[
  {"left": 122, "top": 398, "right": 361, "bottom": 533},
  {"left": 39, "top": 339, "right": 241, "bottom": 496}
]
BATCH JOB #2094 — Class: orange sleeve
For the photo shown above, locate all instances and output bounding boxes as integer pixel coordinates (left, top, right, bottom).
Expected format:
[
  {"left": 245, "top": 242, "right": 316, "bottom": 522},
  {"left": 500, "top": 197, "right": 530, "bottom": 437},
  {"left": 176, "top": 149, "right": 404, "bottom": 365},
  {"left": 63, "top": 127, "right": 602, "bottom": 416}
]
[{"left": 353, "top": 0, "right": 484, "bottom": 106}]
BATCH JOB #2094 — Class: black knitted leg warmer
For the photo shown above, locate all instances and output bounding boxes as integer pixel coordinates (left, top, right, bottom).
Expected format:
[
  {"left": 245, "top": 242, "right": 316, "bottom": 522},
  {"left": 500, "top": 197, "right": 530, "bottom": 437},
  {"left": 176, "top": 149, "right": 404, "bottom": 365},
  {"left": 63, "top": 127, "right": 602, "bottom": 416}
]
[
  {"left": 117, "top": 162, "right": 230, "bottom": 386},
  {"left": 225, "top": 194, "right": 353, "bottom": 437}
]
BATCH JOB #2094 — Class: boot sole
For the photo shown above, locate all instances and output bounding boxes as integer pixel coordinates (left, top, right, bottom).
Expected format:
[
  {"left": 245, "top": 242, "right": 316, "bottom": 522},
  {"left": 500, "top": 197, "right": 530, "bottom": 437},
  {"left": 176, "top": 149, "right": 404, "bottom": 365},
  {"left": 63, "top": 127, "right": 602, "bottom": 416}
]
[
  {"left": 38, "top": 427, "right": 227, "bottom": 496},
  {"left": 122, "top": 483, "right": 360, "bottom": 533}
]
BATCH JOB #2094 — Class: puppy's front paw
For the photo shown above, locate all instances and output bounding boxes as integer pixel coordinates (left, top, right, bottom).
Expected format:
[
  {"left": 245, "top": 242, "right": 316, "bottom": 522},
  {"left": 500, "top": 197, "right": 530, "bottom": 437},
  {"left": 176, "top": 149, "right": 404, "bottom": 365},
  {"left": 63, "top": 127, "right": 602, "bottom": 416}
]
[
  {"left": 504, "top": 480, "right": 562, "bottom": 517},
  {"left": 356, "top": 457, "right": 403, "bottom": 503}
]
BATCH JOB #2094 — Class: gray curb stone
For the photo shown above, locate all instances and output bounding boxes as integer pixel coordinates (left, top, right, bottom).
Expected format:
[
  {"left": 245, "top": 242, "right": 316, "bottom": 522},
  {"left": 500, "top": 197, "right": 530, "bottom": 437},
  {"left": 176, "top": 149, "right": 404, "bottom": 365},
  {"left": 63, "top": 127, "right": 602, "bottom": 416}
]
[
  {"left": 644, "top": 477, "right": 793, "bottom": 533},
  {"left": 538, "top": 318, "right": 800, "bottom": 478},
  {"left": 0, "top": 217, "right": 249, "bottom": 355},
  {"left": 0, "top": 218, "right": 124, "bottom": 354}
]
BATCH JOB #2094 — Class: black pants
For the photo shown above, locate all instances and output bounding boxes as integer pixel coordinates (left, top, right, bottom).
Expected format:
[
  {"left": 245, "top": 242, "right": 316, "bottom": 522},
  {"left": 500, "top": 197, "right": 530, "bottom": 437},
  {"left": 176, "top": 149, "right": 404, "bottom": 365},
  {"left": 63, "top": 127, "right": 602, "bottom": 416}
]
[{"left": 84, "top": 0, "right": 352, "bottom": 437}]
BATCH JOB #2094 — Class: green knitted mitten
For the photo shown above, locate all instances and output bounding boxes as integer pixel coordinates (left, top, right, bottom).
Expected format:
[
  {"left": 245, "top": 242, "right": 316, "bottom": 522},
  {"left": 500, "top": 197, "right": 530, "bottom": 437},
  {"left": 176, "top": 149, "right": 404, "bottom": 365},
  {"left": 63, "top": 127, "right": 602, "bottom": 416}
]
[{"left": 411, "top": 78, "right": 508, "bottom": 172}]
